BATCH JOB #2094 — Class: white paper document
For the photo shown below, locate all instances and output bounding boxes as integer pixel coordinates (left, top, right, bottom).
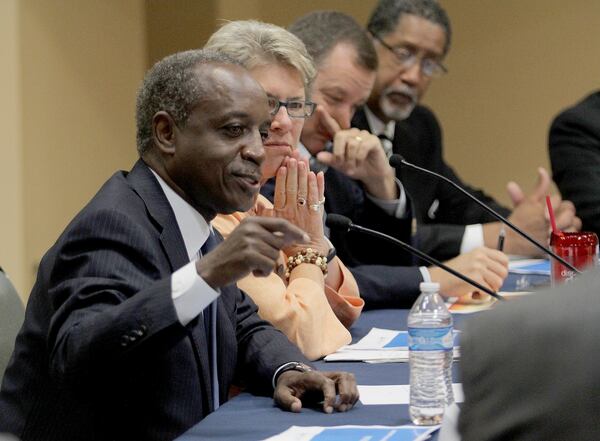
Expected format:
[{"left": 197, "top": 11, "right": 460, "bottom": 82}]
[
  {"left": 325, "top": 349, "right": 412, "bottom": 362},
  {"left": 324, "top": 328, "right": 460, "bottom": 363},
  {"left": 358, "top": 384, "right": 464, "bottom": 405},
  {"left": 261, "top": 424, "right": 439, "bottom": 441},
  {"left": 345, "top": 328, "right": 404, "bottom": 350}
]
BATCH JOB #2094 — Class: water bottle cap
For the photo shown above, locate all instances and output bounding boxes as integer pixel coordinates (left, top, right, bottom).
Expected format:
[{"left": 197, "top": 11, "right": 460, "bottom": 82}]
[{"left": 419, "top": 282, "right": 440, "bottom": 293}]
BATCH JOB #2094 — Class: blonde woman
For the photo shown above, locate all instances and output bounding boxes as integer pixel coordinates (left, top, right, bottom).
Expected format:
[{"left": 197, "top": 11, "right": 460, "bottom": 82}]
[{"left": 206, "top": 21, "right": 363, "bottom": 360}]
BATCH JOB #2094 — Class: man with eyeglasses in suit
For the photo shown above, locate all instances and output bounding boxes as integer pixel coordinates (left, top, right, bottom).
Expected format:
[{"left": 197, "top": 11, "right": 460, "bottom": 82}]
[{"left": 355, "top": 0, "right": 580, "bottom": 261}]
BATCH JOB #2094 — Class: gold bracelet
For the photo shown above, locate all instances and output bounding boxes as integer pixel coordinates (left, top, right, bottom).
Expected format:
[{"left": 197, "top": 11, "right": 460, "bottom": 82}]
[{"left": 285, "top": 248, "right": 328, "bottom": 279}]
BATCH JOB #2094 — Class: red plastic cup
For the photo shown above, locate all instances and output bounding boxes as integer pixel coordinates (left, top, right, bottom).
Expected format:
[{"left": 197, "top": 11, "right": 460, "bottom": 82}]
[{"left": 550, "top": 231, "right": 599, "bottom": 284}]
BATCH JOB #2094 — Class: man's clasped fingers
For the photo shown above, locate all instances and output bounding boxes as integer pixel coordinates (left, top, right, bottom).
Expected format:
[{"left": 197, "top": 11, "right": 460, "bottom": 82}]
[
  {"left": 274, "top": 370, "right": 358, "bottom": 414},
  {"left": 321, "top": 371, "right": 359, "bottom": 412}
]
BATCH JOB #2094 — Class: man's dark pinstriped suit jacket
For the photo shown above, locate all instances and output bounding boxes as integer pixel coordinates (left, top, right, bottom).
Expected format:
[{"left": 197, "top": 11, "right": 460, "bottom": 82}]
[{"left": 0, "top": 160, "right": 306, "bottom": 441}]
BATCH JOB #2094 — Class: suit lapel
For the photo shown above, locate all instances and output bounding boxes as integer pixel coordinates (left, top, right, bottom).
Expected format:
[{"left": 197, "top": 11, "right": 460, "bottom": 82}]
[
  {"left": 127, "top": 160, "right": 190, "bottom": 271},
  {"left": 352, "top": 106, "right": 370, "bottom": 131},
  {"left": 127, "top": 159, "right": 215, "bottom": 414},
  {"left": 393, "top": 118, "right": 438, "bottom": 221}
]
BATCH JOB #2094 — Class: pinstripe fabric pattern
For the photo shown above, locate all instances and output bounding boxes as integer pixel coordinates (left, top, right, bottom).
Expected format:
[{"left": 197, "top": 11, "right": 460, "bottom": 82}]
[
  {"left": 199, "top": 231, "right": 220, "bottom": 412},
  {"left": 0, "top": 160, "right": 307, "bottom": 441}
]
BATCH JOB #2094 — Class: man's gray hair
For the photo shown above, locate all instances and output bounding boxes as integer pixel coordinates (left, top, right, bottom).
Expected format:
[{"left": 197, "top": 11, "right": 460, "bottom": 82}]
[
  {"left": 368, "top": 0, "right": 452, "bottom": 56},
  {"left": 205, "top": 20, "right": 316, "bottom": 96},
  {"left": 135, "top": 49, "right": 241, "bottom": 156},
  {"left": 289, "top": 11, "right": 378, "bottom": 72}
]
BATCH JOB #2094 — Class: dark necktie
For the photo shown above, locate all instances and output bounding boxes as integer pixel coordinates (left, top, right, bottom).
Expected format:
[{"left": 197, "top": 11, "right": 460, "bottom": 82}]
[
  {"left": 200, "top": 230, "right": 220, "bottom": 411},
  {"left": 308, "top": 141, "right": 331, "bottom": 174},
  {"left": 377, "top": 133, "right": 394, "bottom": 159}
]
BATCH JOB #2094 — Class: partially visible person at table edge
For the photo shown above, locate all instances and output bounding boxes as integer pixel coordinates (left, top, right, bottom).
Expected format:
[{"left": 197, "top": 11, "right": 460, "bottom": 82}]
[
  {"left": 549, "top": 91, "right": 600, "bottom": 237},
  {"left": 459, "top": 268, "right": 600, "bottom": 441},
  {"left": 205, "top": 20, "right": 363, "bottom": 361},
  {"left": 0, "top": 49, "right": 358, "bottom": 441}
]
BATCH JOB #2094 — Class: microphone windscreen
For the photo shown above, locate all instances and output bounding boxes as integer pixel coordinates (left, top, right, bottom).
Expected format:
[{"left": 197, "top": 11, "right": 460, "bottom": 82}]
[
  {"left": 326, "top": 214, "right": 352, "bottom": 232},
  {"left": 389, "top": 154, "right": 405, "bottom": 169}
]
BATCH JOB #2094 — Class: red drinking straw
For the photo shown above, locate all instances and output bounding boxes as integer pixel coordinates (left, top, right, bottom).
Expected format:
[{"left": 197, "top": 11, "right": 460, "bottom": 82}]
[{"left": 546, "top": 195, "right": 562, "bottom": 236}]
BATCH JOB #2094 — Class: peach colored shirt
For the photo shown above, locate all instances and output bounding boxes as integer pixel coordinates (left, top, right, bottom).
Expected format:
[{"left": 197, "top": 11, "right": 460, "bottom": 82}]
[{"left": 212, "top": 195, "right": 364, "bottom": 360}]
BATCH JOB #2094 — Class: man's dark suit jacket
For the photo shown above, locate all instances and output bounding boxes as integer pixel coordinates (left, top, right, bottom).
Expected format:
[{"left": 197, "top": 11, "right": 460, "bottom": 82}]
[
  {"left": 459, "top": 268, "right": 600, "bottom": 440},
  {"left": 352, "top": 106, "right": 510, "bottom": 261},
  {"left": 0, "top": 160, "right": 306, "bottom": 441},
  {"left": 322, "top": 167, "right": 413, "bottom": 268},
  {"left": 261, "top": 167, "right": 423, "bottom": 310},
  {"left": 549, "top": 91, "right": 600, "bottom": 236}
]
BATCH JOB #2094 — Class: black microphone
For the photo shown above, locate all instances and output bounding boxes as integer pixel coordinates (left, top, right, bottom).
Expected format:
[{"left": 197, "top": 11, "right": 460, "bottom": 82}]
[
  {"left": 326, "top": 214, "right": 505, "bottom": 301},
  {"left": 389, "top": 153, "right": 581, "bottom": 274}
]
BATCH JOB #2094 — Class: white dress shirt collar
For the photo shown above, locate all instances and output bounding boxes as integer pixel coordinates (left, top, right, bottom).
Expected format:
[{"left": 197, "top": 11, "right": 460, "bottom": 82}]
[
  {"left": 364, "top": 105, "right": 396, "bottom": 141},
  {"left": 150, "top": 168, "right": 211, "bottom": 262}
]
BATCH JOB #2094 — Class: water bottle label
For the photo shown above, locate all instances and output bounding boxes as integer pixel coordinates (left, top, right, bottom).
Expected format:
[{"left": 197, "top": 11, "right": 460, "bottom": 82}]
[{"left": 408, "top": 326, "right": 453, "bottom": 351}]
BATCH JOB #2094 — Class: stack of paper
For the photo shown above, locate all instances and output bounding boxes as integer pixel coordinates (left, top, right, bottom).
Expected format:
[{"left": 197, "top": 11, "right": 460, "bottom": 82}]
[
  {"left": 324, "top": 328, "right": 460, "bottom": 363},
  {"left": 358, "top": 384, "right": 463, "bottom": 405}
]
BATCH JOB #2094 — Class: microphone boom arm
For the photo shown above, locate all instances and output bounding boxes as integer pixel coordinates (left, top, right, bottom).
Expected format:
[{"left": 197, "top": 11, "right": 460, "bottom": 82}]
[
  {"left": 351, "top": 224, "right": 505, "bottom": 301},
  {"left": 393, "top": 156, "right": 580, "bottom": 274}
]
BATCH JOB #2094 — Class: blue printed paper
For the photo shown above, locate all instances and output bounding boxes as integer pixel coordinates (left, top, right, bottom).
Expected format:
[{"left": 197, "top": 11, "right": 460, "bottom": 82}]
[
  {"left": 509, "top": 259, "right": 550, "bottom": 275},
  {"left": 262, "top": 425, "right": 438, "bottom": 441},
  {"left": 312, "top": 426, "right": 435, "bottom": 441},
  {"left": 384, "top": 330, "right": 460, "bottom": 348}
]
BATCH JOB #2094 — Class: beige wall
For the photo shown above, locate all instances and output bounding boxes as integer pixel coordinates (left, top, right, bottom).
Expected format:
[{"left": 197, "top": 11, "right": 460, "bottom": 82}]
[
  {"left": 216, "top": 0, "right": 373, "bottom": 29},
  {"left": 147, "top": 0, "right": 218, "bottom": 66},
  {"left": 146, "top": 0, "right": 377, "bottom": 58},
  {"left": 0, "top": 0, "right": 26, "bottom": 300},
  {"left": 423, "top": 0, "right": 600, "bottom": 206},
  {"left": 2, "top": 1, "right": 146, "bottom": 296},
  {"left": 2, "top": 0, "right": 599, "bottom": 297}
]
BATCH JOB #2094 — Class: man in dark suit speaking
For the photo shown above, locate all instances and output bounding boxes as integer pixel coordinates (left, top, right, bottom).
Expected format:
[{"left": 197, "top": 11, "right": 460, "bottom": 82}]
[{"left": 0, "top": 49, "right": 358, "bottom": 441}]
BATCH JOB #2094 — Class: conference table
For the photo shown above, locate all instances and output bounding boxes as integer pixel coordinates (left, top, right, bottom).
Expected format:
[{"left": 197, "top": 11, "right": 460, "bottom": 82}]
[
  {"left": 177, "top": 272, "right": 548, "bottom": 441},
  {"left": 177, "top": 308, "right": 468, "bottom": 441}
]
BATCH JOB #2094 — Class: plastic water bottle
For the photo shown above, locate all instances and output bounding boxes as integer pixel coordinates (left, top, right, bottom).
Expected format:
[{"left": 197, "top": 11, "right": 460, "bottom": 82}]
[{"left": 408, "top": 282, "right": 454, "bottom": 425}]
